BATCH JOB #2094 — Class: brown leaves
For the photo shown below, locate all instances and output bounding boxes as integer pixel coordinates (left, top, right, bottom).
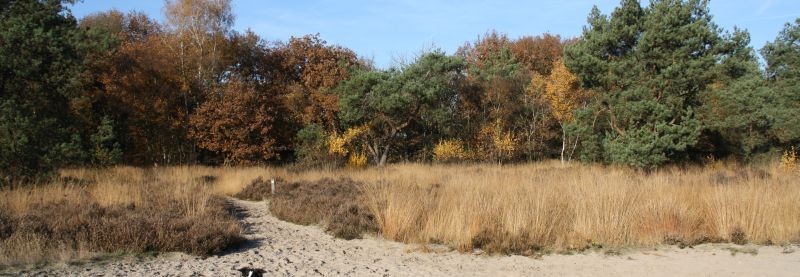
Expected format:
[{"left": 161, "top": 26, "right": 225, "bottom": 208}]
[
  {"left": 189, "top": 79, "right": 280, "bottom": 165},
  {"left": 80, "top": 12, "right": 189, "bottom": 165},
  {"left": 510, "top": 34, "right": 571, "bottom": 76},
  {"left": 280, "top": 34, "right": 359, "bottom": 129}
]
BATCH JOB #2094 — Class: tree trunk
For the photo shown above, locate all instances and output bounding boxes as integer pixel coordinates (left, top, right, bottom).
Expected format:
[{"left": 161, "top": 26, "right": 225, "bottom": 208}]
[
  {"left": 568, "top": 130, "right": 580, "bottom": 162},
  {"left": 366, "top": 141, "right": 380, "bottom": 166},
  {"left": 378, "top": 146, "right": 390, "bottom": 166},
  {"left": 560, "top": 125, "right": 566, "bottom": 164}
]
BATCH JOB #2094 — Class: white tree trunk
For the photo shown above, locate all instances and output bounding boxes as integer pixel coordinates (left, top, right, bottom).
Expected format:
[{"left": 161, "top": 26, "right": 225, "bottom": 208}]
[{"left": 560, "top": 126, "right": 566, "bottom": 164}]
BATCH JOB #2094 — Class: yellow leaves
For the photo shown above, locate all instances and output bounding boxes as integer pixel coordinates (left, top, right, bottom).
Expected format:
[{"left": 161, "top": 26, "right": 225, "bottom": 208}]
[
  {"left": 347, "top": 152, "right": 368, "bottom": 168},
  {"left": 492, "top": 132, "right": 516, "bottom": 154},
  {"left": 779, "top": 146, "right": 797, "bottom": 172},
  {"left": 532, "top": 59, "right": 593, "bottom": 124},
  {"left": 328, "top": 125, "right": 371, "bottom": 166},
  {"left": 478, "top": 120, "right": 517, "bottom": 162},
  {"left": 433, "top": 139, "right": 468, "bottom": 162},
  {"left": 528, "top": 73, "right": 547, "bottom": 97},
  {"left": 328, "top": 125, "right": 368, "bottom": 155}
]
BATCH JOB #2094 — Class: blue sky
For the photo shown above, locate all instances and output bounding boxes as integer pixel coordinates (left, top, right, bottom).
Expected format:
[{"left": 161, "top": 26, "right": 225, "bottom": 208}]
[{"left": 70, "top": 0, "right": 800, "bottom": 68}]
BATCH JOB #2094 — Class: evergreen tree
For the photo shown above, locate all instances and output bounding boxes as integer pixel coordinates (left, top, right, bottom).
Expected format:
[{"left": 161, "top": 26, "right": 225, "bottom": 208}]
[
  {"left": 337, "top": 51, "right": 465, "bottom": 165},
  {"left": 89, "top": 116, "right": 122, "bottom": 166},
  {"left": 0, "top": 0, "right": 89, "bottom": 184},
  {"left": 565, "top": 0, "right": 750, "bottom": 168},
  {"left": 761, "top": 18, "right": 800, "bottom": 148}
]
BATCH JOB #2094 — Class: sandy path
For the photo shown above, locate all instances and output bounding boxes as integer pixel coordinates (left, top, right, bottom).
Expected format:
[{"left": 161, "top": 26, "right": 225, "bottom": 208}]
[{"left": 5, "top": 198, "right": 800, "bottom": 277}]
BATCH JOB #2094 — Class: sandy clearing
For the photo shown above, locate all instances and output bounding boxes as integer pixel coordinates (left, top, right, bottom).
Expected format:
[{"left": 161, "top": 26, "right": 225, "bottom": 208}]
[{"left": 4, "top": 198, "right": 799, "bottom": 277}]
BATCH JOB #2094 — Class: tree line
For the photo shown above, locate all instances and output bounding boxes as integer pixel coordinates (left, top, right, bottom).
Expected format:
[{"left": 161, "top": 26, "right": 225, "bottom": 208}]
[{"left": 1, "top": 0, "right": 799, "bottom": 183}]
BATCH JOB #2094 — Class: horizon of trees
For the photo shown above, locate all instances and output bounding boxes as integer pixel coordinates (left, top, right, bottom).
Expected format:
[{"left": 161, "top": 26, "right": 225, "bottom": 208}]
[{"left": 1, "top": 0, "right": 799, "bottom": 184}]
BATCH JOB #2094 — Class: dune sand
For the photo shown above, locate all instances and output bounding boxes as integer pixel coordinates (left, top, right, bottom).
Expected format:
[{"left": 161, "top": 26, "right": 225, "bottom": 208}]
[{"left": 5, "top": 198, "right": 799, "bottom": 277}]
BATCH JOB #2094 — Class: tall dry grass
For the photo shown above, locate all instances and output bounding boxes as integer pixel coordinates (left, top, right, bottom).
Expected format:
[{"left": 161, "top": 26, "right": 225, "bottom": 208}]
[
  {"left": 352, "top": 162, "right": 800, "bottom": 253},
  {"left": 196, "top": 160, "right": 800, "bottom": 253},
  {"left": 2, "top": 161, "right": 798, "bottom": 266}
]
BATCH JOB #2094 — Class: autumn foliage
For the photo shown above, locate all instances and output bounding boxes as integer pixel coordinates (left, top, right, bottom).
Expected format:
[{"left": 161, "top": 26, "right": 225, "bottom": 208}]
[
  {"left": 189, "top": 79, "right": 280, "bottom": 164},
  {"left": 433, "top": 139, "right": 468, "bottom": 162},
  {"left": 3, "top": 0, "right": 800, "bottom": 185}
]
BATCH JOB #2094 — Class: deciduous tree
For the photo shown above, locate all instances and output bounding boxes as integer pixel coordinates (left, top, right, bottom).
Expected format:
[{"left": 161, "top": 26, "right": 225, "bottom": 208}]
[
  {"left": 81, "top": 11, "right": 190, "bottom": 165},
  {"left": 189, "top": 78, "right": 280, "bottom": 165},
  {"left": 281, "top": 34, "right": 359, "bottom": 131},
  {"left": 538, "top": 59, "right": 593, "bottom": 162}
]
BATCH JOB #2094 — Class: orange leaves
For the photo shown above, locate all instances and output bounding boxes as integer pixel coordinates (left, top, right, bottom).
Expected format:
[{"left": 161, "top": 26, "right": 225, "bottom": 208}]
[
  {"left": 510, "top": 33, "right": 566, "bottom": 75},
  {"left": 284, "top": 35, "right": 358, "bottom": 90},
  {"left": 532, "top": 59, "right": 592, "bottom": 124}
]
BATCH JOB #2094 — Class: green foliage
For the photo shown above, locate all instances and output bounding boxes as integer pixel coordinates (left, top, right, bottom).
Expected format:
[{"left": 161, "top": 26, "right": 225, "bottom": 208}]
[
  {"left": 294, "top": 124, "right": 329, "bottom": 165},
  {"left": 761, "top": 18, "right": 800, "bottom": 147},
  {"left": 90, "top": 116, "right": 123, "bottom": 166},
  {"left": 1, "top": 0, "right": 798, "bottom": 174},
  {"left": 0, "top": 0, "right": 90, "bottom": 184},
  {"left": 336, "top": 51, "right": 465, "bottom": 165},
  {"left": 763, "top": 18, "right": 800, "bottom": 82},
  {"left": 700, "top": 17, "right": 800, "bottom": 160},
  {"left": 700, "top": 74, "right": 773, "bottom": 159},
  {"left": 565, "top": 0, "right": 748, "bottom": 168}
]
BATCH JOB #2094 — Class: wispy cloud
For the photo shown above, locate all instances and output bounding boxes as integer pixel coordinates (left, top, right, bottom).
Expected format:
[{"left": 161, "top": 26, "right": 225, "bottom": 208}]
[{"left": 757, "top": 0, "right": 774, "bottom": 15}]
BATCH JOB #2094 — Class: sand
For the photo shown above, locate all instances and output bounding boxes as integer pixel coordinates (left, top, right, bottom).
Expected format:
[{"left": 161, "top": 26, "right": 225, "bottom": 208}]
[{"left": 4, "top": 198, "right": 799, "bottom": 277}]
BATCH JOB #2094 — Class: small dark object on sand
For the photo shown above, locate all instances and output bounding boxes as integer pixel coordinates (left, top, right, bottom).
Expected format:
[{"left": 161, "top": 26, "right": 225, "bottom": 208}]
[{"left": 238, "top": 267, "right": 266, "bottom": 277}]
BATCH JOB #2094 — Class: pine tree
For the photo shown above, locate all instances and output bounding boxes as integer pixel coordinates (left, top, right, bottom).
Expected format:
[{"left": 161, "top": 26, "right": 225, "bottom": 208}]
[
  {"left": 565, "top": 0, "right": 749, "bottom": 168},
  {"left": 0, "top": 0, "right": 89, "bottom": 184},
  {"left": 761, "top": 18, "right": 800, "bottom": 148}
]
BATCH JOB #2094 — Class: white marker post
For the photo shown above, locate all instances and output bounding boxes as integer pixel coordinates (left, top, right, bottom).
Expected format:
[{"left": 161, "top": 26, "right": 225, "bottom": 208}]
[{"left": 271, "top": 178, "right": 275, "bottom": 194}]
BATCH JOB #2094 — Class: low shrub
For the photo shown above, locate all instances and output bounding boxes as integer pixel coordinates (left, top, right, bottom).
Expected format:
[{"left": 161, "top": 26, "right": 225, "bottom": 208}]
[
  {"left": 433, "top": 139, "right": 468, "bottom": 163},
  {"left": 269, "top": 178, "right": 378, "bottom": 239},
  {"left": 0, "top": 168, "right": 244, "bottom": 267},
  {"left": 233, "top": 177, "right": 285, "bottom": 201}
]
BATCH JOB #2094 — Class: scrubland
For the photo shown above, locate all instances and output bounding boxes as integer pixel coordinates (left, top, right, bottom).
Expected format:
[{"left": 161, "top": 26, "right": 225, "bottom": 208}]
[
  {"left": 2, "top": 161, "right": 799, "bottom": 267},
  {"left": 0, "top": 167, "right": 242, "bottom": 267}
]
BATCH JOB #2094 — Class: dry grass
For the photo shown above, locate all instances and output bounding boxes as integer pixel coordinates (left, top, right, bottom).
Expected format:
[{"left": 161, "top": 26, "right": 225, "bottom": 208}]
[
  {"left": 233, "top": 177, "right": 279, "bottom": 201},
  {"left": 352, "top": 162, "right": 800, "bottom": 253},
  {"left": 2, "top": 161, "right": 798, "bottom": 266},
  {"left": 0, "top": 167, "right": 243, "bottom": 267},
  {"left": 192, "top": 161, "right": 800, "bottom": 254}
]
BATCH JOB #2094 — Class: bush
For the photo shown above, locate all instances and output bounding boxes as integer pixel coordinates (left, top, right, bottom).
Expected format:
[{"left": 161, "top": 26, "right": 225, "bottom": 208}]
[
  {"left": 433, "top": 139, "right": 468, "bottom": 163},
  {"left": 347, "top": 152, "right": 368, "bottom": 168},
  {"left": 780, "top": 146, "right": 797, "bottom": 171},
  {"left": 269, "top": 178, "right": 378, "bottom": 240},
  {"left": 295, "top": 124, "right": 328, "bottom": 166},
  {"left": 233, "top": 177, "right": 285, "bottom": 201},
  {"left": 0, "top": 168, "right": 244, "bottom": 267}
]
